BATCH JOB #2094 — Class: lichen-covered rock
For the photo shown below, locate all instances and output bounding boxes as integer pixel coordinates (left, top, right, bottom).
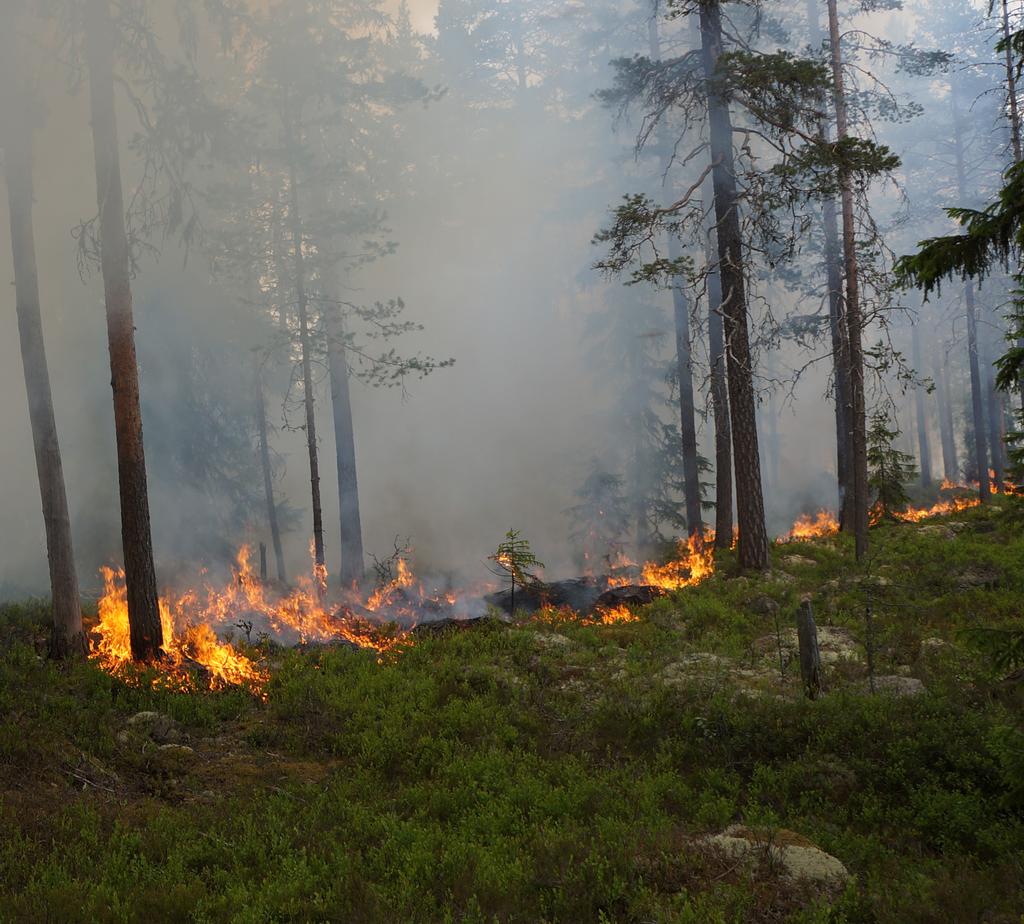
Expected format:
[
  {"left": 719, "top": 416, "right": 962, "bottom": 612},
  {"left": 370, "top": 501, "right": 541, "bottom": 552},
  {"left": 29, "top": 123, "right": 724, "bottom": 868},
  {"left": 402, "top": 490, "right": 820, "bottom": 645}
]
[
  {"left": 124, "top": 711, "right": 182, "bottom": 745},
  {"left": 752, "top": 626, "right": 860, "bottom": 667},
  {"left": 781, "top": 554, "right": 817, "bottom": 569},
  {"left": 701, "top": 825, "right": 850, "bottom": 889},
  {"left": 532, "top": 632, "right": 572, "bottom": 650},
  {"left": 866, "top": 675, "right": 925, "bottom": 697}
]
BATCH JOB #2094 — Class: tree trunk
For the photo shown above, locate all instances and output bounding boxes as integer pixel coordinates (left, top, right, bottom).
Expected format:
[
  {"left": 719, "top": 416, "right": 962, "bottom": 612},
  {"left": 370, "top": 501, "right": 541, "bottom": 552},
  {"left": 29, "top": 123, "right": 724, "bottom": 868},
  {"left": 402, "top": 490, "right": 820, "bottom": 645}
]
[
  {"left": 951, "top": 90, "right": 991, "bottom": 499},
  {"left": 85, "top": 0, "right": 162, "bottom": 660},
  {"left": 286, "top": 150, "right": 327, "bottom": 585},
  {"left": 2, "top": 32, "right": 84, "bottom": 658},
  {"left": 934, "top": 344, "right": 959, "bottom": 481},
  {"left": 255, "top": 361, "right": 286, "bottom": 583},
  {"left": 699, "top": 1, "right": 769, "bottom": 570},
  {"left": 705, "top": 220, "right": 733, "bottom": 549},
  {"left": 272, "top": 192, "right": 290, "bottom": 336},
  {"left": 826, "top": 0, "right": 869, "bottom": 561},
  {"left": 966, "top": 281, "right": 991, "bottom": 494},
  {"left": 806, "top": 0, "right": 853, "bottom": 528},
  {"left": 911, "top": 321, "right": 933, "bottom": 486},
  {"left": 796, "top": 599, "right": 823, "bottom": 700},
  {"left": 983, "top": 314, "right": 1007, "bottom": 486},
  {"left": 1003, "top": 0, "right": 1023, "bottom": 163},
  {"left": 649, "top": 11, "right": 703, "bottom": 536},
  {"left": 324, "top": 291, "right": 365, "bottom": 588}
]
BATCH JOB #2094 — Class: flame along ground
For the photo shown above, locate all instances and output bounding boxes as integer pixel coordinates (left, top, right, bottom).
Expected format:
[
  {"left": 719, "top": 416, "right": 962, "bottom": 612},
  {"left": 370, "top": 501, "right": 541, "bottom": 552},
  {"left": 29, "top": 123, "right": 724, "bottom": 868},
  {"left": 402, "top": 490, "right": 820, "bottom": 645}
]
[{"left": 90, "top": 479, "right": 1004, "bottom": 693}]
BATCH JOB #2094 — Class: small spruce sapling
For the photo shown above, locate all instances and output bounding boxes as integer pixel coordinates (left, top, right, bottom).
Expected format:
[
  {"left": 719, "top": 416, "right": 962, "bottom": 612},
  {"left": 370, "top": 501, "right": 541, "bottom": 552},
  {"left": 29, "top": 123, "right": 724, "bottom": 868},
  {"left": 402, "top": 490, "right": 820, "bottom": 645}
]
[
  {"left": 488, "top": 529, "right": 545, "bottom": 615},
  {"left": 867, "top": 411, "right": 918, "bottom": 520}
]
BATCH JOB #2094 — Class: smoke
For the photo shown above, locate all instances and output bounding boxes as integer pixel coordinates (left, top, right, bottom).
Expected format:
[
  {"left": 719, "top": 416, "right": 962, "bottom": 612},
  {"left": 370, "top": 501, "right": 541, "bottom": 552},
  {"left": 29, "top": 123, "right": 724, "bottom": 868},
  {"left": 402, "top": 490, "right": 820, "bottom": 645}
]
[{"left": 0, "top": 0, "right": 975, "bottom": 599}]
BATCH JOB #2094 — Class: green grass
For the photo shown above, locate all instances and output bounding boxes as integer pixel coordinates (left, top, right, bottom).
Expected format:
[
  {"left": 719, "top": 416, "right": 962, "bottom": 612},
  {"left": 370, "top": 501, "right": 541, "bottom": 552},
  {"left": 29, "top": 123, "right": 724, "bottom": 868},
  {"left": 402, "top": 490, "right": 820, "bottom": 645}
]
[{"left": 1, "top": 502, "right": 1023, "bottom": 922}]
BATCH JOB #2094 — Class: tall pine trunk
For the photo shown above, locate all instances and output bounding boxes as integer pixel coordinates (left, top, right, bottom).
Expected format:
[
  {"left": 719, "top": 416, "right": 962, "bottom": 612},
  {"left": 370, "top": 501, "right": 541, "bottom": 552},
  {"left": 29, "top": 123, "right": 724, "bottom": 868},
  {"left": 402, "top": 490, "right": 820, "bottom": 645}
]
[
  {"left": 85, "top": 0, "right": 162, "bottom": 660},
  {"left": 983, "top": 313, "right": 1007, "bottom": 486},
  {"left": 934, "top": 345, "right": 959, "bottom": 481},
  {"left": 255, "top": 362, "right": 286, "bottom": 583},
  {"left": 806, "top": 0, "right": 853, "bottom": 526},
  {"left": 951, "top": 90, "right": 991, "bottom": 499},
  {"left": 2, "top": 30, "right": 83, "bottom": 657},
  {"left": 826, "top": 0, "right": 869, "bottom": 561},
  {"left": 323, "top": 282, "right": 365, "bottom": 588},
  {"left": 705, "top": 214, "right": 733, "bottom": 548},
  {"left": 286, "top": 151, "right": 326, "bottom": 583},
  {"left": 699, "top": 0, "right": 769, "bottom": 569},
  {"left": 649, "top": 8, "right": 703, "bottom": 536},
  {"left": 1000, "top": 0, "right": 1024, "bottom": 410},
  {"left": 911, "top": 321, "right": 932, "bottom": 486}
]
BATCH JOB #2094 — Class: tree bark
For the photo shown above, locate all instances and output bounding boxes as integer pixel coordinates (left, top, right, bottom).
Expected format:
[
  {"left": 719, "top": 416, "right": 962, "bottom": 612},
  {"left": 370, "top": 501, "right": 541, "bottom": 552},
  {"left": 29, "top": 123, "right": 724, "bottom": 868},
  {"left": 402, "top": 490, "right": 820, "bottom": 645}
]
[
  {"left": 951, "top": 90, "right": 990, "bottom": 499},
  {"left": 255, "top": 361, "right": 286, "bottom": 583},
  {"left": 699, "top": 1, "right": 770, "bottom": 570},
  {"left": 286, "top": 148, "right": 327, "bottom": 585},
  {"left": 324, "top": 286, "right": 365, "bottom": 588},
  {"left": 2, "top": 29, "right": 84, "bottom": 657},
  {"left": 983, "top": 313, "right": 1007, "bottom": 486},
  {"left": 1001, "top": 0, "right": 1024, "bottom": 410},
  {"left": 649, "top": 10, "right": 703, "bottom": 536},
  {"left": 826, "top": 0, "right": 869, "bottom": 561},
  {"left": 934, "top": 344, "right": 958, "bottom": 482},
  {"left": 911, "top": 320, "right": 933, "bottom": 486},
  {"left": 806, "top": 0, "right": 853, "bottom": 528},
  {"left": 796, "top": 599, "right": 823, "bottom": 700},
  {"left": 705, "top": 217, "right": 733, "bottom": 549},
  {"left": 966, "top": 280, "right": 991, "bottom": 493},
  {"left": 85, "top": 0, "right": 162, "bottom": 660}
]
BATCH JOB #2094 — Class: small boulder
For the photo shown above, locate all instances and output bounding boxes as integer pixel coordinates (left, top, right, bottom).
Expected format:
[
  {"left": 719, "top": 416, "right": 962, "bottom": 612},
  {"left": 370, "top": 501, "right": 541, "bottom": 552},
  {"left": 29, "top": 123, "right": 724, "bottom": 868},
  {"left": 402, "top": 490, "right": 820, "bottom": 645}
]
[
  {"left": 592, "top": 584, "right": 665, "bottom": 611},
  {"left": 532, "top": 632, "right": 572, "bottom": 651},
  {"left": 748, "top": 595, "right": 780, "bottom": 617},
  {"left": 866, "top": 675, "right": 925, "bottom": 697},
  {"left": 125, "top": 711, "right": 181, "bottom": 745},
  {"left": 700, "top": 825, "right": 850, "bottom": 889},
  {"left": 781, "top": 554, "right": 817, "bottom": 570}
]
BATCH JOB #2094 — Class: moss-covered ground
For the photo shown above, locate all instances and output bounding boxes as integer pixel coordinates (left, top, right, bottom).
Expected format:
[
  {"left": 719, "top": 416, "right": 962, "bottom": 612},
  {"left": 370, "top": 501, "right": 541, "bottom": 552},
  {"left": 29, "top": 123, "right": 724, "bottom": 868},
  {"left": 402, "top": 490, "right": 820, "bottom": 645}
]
[{"left": 2, "top": 501, "right": 1023, "bottom": 922}]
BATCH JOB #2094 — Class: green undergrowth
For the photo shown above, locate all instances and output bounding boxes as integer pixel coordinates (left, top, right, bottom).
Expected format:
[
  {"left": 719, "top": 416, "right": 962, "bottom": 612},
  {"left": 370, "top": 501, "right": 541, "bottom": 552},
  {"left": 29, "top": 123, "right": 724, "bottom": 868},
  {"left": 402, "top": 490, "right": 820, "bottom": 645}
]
[{"left": 1, "top": 501, "right": 1023, "bottom": 922}]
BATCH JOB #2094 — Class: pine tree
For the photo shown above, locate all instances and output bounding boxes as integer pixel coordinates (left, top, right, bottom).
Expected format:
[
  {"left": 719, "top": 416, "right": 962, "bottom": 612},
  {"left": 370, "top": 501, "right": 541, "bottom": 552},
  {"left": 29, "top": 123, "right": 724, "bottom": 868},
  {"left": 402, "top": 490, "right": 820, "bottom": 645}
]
[{"left": 867, "top": 411, "right": 918, "bottom": 520}]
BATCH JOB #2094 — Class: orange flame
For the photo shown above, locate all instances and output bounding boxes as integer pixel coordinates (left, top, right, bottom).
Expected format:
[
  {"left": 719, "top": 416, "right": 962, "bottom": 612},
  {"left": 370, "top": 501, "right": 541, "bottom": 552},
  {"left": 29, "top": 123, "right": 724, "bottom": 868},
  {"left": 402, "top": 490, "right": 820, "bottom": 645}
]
[
  {"left": 91, "top": 565, "right": 269, "bottom": 695},
  {"left": 778, "top": 510, "right": 840, "bottom": 543},
  {"left": 607, "top": 532, "right": 715, "bottom": 591}
]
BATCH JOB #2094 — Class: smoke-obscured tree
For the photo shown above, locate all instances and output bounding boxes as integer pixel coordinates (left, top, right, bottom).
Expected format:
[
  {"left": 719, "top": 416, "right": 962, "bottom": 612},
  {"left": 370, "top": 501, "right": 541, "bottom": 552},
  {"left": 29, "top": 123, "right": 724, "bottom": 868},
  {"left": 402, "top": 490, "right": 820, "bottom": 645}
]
[
  {"left": 0, "top": 4, "right": 83, "bottom": 657},
  {"left": 596, "top": 1, "right": 841, "bottom": 569},
  {"left": 565, "top": 462, "right": 631, "bottom": 570},
  {"left": 210, "top": 0, "right": 451, "bottom": 589}
]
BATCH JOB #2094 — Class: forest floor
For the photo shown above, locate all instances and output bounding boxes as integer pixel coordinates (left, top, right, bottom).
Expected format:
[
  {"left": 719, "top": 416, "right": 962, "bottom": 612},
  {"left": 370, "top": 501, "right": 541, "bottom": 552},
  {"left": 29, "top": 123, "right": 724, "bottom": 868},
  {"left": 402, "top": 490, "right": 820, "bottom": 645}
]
[{"left": 2, "top": 502, "right": 1024, "bottom": 923}]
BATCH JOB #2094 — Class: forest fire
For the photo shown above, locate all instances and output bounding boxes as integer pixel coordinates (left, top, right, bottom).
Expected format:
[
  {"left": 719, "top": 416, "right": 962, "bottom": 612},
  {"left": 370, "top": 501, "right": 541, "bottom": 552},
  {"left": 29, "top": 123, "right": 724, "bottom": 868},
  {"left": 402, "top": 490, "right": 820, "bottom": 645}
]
[
  {"left": 91, "top": 565, "right": 270, "bottom": 695},
  {"left": 607, "top": 532, "right": 715, "bottom": 591},
  {"left": 778, "top": 510, "right": 840, "bottom": 543},
  {"left": 89, "top": 545, "right": 449, "bottom": 694}
]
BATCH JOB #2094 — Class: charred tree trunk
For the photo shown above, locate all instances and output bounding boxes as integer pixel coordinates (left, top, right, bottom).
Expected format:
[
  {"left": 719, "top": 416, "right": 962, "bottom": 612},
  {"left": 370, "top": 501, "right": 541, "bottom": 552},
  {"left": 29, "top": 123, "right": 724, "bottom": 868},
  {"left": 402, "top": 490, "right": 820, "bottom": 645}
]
[
  {"left": 2, "top": 37, "right": 83, "bottom": 657},
  {"left": 827, "top": 0, "right": 869, "bottom": 561},
  {"left": 934, "top": 345, "right": 958, "bottom": 482},
  {"left": 807, "top": 0, "right": 853, "bottom": 529},
  {"left": 706, "top": 222, "right": 733, "bottom": 549},
  {"left": 255, "top": 362, "right": 286, "bottom": 584},
  {"left": 324, "top": 292, "right": 365, "bottom": 588},
  {"left": 699, "top": 1, "right": 769, "bottom": 570},
  {"left": 85, "top": 0, "right": 162, "bottom": 660},
  {"left": 649, "top": 11, "right": 703, "bottom": 536},
  {"left": 286, "top": 149, "right": 327, "bottom": 584},
  {"left": 911, "top": 321, "right": 933, "bottom": 487}
]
